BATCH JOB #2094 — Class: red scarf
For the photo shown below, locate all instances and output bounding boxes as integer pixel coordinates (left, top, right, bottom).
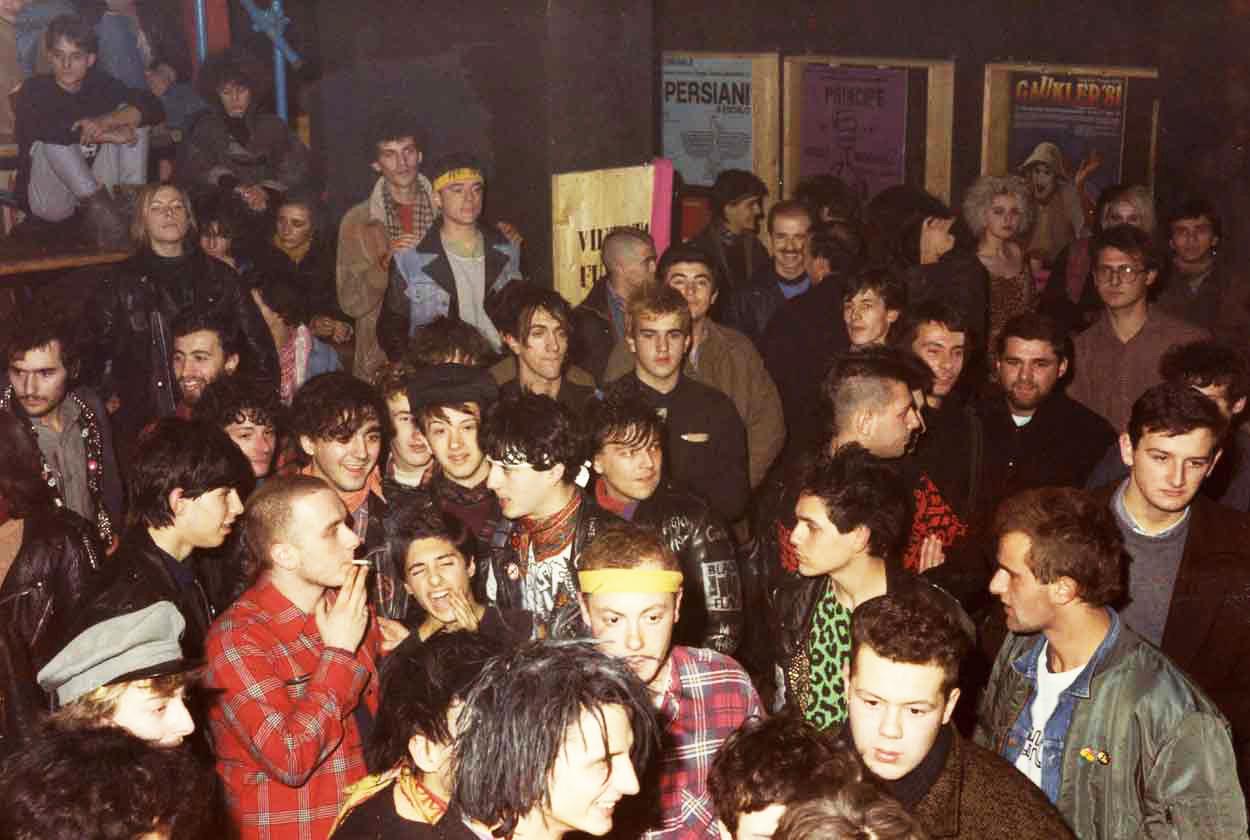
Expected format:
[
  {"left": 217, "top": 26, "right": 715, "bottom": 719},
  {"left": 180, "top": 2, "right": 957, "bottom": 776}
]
[{"left": 510, "top": 491, "right": 581, "bottom": 577}]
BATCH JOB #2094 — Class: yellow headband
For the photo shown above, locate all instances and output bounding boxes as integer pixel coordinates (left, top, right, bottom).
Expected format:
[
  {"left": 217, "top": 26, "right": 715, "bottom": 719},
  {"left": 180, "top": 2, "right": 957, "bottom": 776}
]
[
  {"left": 433, "top": 168, "right": 484, "bottom": 191},
  {"left": 579, "top": 569, "right": 684, "bottom": 594}
]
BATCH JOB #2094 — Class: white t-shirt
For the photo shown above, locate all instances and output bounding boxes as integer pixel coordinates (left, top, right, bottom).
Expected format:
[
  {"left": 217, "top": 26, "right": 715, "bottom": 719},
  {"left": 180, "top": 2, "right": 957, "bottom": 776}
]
[
  {"left": 446, "top": 248, "right": 502, "bottom": 349},
  {"left": 1014, "top": 641, "right": 1082, "bottom": 789}
]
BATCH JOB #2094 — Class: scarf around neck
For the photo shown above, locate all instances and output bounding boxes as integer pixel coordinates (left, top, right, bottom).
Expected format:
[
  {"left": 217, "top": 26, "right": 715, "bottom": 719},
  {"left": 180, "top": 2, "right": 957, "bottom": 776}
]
[{"left": 511, "top": 490, "right": 581, "bottom": 577}]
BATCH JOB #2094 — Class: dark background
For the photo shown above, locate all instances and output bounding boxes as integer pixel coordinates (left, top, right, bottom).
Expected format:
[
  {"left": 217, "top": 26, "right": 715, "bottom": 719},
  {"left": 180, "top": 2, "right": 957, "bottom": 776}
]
[{"left": 309, "top": 0, "right": 1250, "bottom": 280}]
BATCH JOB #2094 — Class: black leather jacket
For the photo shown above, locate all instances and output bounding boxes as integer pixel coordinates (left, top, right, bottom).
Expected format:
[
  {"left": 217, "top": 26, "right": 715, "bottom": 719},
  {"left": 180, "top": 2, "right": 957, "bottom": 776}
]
[
  {"left": 84, "top": 247, "right": 279, "bottom": 456},
  {"left": 0, "top": 507, "right": 106, "bottom": 759},
  {"left": 634, "top": 481, "right": 742, "bottom": 655},
  {"left": 487, "top": 490, "right": 619, "bottom": 631}
]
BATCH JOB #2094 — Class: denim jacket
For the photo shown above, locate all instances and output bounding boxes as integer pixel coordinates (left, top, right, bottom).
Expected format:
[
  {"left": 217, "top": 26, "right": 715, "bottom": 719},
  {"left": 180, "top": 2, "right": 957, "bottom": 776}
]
[{"left": 997, "top": 609, "right": 1123, "bottom": 804}]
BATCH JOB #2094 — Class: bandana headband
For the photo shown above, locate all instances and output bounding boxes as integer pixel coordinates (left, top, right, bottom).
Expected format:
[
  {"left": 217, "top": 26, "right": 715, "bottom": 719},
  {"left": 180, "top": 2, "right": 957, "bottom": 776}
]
[
  {"left": 433, "top": 168, "right": 484, "bottom": 191},
  {"left": 579, "top": 569, "right": 684, "bottom": 594}
]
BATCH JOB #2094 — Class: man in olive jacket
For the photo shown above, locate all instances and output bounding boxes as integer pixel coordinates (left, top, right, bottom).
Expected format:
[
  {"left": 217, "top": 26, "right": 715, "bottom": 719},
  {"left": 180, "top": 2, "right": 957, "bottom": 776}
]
[{"left": 975, "top": 487, "right": 1246, "bottom": 838}]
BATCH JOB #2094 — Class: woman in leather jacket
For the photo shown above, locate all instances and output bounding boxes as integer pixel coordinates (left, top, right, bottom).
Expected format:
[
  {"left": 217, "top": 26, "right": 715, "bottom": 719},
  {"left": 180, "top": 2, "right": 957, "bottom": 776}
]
[
  {"left": 84, "top": 182, "right": 279, "bottom": 464},
  {"left": 0, "top": 412, "right": 107, "bottom": 759}
]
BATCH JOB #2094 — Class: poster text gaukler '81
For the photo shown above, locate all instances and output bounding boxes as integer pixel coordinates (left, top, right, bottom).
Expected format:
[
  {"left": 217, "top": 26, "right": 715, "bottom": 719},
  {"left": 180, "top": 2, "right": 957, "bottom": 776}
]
[
  {"left": 662, "top": 55, "right": 754, "bottom": 187},
  {"left": 1008, "top": 70, "right": 1127, "bottom": 203}
]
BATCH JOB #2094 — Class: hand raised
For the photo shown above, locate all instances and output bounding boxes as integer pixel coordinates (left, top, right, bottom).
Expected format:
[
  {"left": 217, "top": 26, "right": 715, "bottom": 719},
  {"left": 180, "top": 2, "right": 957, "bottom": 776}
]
[{"left": 315, "top": 563, "right": 370, "bottom": 653}]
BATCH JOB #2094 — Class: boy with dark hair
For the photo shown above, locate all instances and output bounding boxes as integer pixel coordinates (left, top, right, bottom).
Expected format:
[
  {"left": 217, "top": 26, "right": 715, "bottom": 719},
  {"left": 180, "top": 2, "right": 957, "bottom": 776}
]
[
  {"left": 0, "top": 725, "right": 219, "bottom": 840},
  {"left": 287, "top": 372, "right": 392, "bottom": 609},
  {"left": 772, "top": 444, "right": 969, "bottom": 727},
  {"left": 977, "top": 486, "right": 1246, "bottom": 837},
  {"left": 90, "top": 417, "right": 250, "bottom": 659},
  {"left": 205, "top": 473, "right": 383, "bottom": 839},
  {"left": 1068, "top": 224, "right": 1209, "bottom": 433},
  {"left": 453, "top": 640, "right": 658, "bottom": 840},
  {"left": 169, "top": 305, "right": 242, "bottom": 412},
  {"left": 611, "top": 283, "right": 749, "bottom": 522},
  {"left": 407, "top": 316, "right": 498, "bottom": 367},
  {"left": 372, "top": 360, "right": 434, "bottom": 506},
  {"left": 13, "top": 12, "right": 163, "bottom": 244},
  {"left": 193, "top": 374, "right": 282, "bottom": 480},
  {"left": 585, "top": 391, "right": 742, "bottom": 653},
  {"left": 843, "top": 589, "right": 1072, "bottom": 839},
  {"left": 688, "top": 168, "right": 770, "bottom": 310},
  {"left": 491, "top": 281, "right": 597, "bottom": 412},
  {"left": 1156, "top": 197, "right": 1250, "bottom": 346},
  {"left": 2, "top": 307, "right": 122, "bottom": 545},
  {"left": 709, "top": 714, "right": 860, "bottom": 840},
  {"left": 481, "top": 393, "right": 617, "bottom": 634},
  {"left": 576, "top": 522, "right": 761, "bottom": 840},
  {"left": 332, "top": 630, "right": 504, "bottom": 833},
  {"left": 843, "top": 266, "right": 906, "bottom": 347},
  {"left": 337, "top": 109, "right": 436, "bottom": 379},
  {"left": 378, "top": 153, "right": 522, "bottom": 360}
]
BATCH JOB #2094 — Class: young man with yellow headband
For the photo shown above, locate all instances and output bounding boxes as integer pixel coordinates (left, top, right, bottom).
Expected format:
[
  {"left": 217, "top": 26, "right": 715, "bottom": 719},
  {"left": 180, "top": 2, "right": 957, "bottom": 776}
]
[
  {"left": 378, "top": 152, "right": 522, "bottom": 361},
  {"left": 577, "top": 522, "right": 761, "bottom": 840}
]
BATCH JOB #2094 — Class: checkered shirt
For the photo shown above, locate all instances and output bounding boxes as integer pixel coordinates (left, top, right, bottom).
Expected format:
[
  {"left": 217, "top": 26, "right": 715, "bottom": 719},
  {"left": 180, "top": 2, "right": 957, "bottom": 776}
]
[
  {"left": 648, "top": 645, "right": 763, "bottom": 839},
  {"left": 205, "top": 577, "right": 382, "bottom": 840}
]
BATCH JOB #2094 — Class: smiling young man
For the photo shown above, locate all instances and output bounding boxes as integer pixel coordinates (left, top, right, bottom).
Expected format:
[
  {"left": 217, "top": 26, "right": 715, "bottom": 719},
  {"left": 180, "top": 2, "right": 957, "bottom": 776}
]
[
  {"left": 481, "top": 393, "right": 617, "bottom": 636},
  {"left": 586, "top": 392, "right": 742, "bottom": 654},
  {"left": 91, "top": 417, "right": 251, "bottom": 659},
  {"left": 169, "top": 307, "right": 241, "bottom": 413},
  {"left": 378, "top": 153, "right": 521, "bottom": 360},
  {"left": 1067, "top": 224, "right": 1209, "bottom": 434},
  {"left": 2, "top": 308, "right": 122, "bottom": 545},
  {"left": 577, "top": 523, "right": 761, "bottom": 840},
  {"left": 976, "top": 486, "right": 1247, "bottom": 838},
  {"left": 13, "top": 13, "right": 162, "bottom": 244},
  {"left": 842, "top": 589, "right": 1072, "bottom": 839},
  {"left": 611, "top": 284, "right": 749, "bottom": 523},
  {"left": 451, "top": 640, "right": 657, "bottom": 840},
  {"left": 205, "top": 474, "right": 383, "bottom": 839},
  {"left": 725, "top": 200, "right": 813, "bottom": 345}
]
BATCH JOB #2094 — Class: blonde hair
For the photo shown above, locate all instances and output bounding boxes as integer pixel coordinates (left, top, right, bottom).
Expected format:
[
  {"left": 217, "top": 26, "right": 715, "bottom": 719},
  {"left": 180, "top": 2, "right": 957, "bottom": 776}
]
[
  {"left": 962, "top": 174, "right": 1036, "bottom": 241},
  {"left": 132, "top": 183, "right": 198, "bottom": 248},
  {"left": 48, "top": 672, "right": 188, "bottom": 729}
]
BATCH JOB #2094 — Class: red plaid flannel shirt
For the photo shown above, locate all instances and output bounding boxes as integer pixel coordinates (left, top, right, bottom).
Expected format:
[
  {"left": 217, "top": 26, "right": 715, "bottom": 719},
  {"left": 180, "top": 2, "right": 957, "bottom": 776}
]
[
  {"left": 650, "top": 646, "right": 762, "bottom": 839},
  {"left": 205, "top": 577, "right": 382, "bottom": 839}
]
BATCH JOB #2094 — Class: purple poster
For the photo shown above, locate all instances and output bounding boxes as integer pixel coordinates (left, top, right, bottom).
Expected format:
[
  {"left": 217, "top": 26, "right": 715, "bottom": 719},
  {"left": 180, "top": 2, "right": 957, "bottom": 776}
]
[{"left": 799, "top": 65, "right": 908, "bottom": 204}]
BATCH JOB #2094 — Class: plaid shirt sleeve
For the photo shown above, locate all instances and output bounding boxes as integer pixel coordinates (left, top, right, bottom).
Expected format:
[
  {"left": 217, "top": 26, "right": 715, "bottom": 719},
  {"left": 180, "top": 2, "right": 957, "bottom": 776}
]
[
  {"left": 207, "top": 623, "right": 373, "bottom": 787},
  {"left": 649, "top": 647, "right": 763, "bottom": 840}
]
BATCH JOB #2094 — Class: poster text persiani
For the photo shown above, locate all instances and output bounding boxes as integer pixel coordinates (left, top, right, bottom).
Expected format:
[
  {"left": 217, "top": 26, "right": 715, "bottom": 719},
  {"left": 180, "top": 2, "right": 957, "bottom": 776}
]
[{"left": 1014, "top": 75, "right": 1124, "bottom": 109}]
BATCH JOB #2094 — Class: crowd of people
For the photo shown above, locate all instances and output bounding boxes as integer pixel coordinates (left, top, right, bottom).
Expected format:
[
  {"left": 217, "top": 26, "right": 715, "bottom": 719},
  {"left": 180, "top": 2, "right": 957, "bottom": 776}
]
[{"left": 1, "top": 7, "right": 1250, "bottom": 840}]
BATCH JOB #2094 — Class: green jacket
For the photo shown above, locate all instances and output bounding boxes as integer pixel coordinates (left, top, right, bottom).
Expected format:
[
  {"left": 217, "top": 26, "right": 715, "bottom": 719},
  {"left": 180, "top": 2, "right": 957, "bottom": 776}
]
[{"left": 974, "top": 612, "right": 1247, "bottom": 839}]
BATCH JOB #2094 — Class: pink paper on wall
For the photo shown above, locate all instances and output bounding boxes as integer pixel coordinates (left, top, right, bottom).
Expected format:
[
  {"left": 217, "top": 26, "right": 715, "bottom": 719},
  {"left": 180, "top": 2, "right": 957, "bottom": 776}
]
[{"left": 651, "top": 157, "right": 675, "bottom": 256}]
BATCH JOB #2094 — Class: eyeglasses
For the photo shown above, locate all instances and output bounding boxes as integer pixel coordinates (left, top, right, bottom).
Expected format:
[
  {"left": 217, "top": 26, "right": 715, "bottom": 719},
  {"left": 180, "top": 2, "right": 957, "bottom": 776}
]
[{"left": 1094, "top": 264, "right": 1148, "bottom": 283}]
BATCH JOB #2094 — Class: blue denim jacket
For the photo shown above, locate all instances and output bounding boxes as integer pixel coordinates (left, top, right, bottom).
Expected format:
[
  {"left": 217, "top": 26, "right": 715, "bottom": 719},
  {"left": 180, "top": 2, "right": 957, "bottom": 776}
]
[{"left": 1000, "top": 608, "right": 1122, "bottom": 804}]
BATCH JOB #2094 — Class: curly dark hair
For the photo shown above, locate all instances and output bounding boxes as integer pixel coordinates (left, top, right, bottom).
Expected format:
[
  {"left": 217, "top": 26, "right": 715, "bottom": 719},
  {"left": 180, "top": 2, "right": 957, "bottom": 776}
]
[
  {"left": 480, "top": 393, "right": 586, "bottom": 482},
  {"left": 1127, "top": 381, "right": 1228, "bottom": 448},
  {"left": 656, "top": 242, "right": 722, "bottom": 291},
  {"left": 5, "top": 306, "right": 82, "bottom": 383},
  {"left": 454, "top": 640, "right": 658, "bottom": 838},
  {"left": 170, "top": 305, "right": 244, "bottom": 360},
  {"left": 0, "top": 724, "right": 219, "bottom": 840},
  {"left": 850, "top": 587, "right": 970, "bottom": 695},
  {"left": 406, "top": 317, "right": 497, "bottom": 368},
  {"left": 993, "top": 487, "right": 1126, "bottom": 608},
  {"left": 364, "top": 108, "right": 426, "bottom": 160},
  {"left": 195, "top": 46, "right": 270, "bottom": 104},
  {"left": 365, "top": 630, "right": 503, "bottom": 775},
  {"left": 128, "top": 418, "right": 254, "bottom": 529},
  {"left": 798, "top": 443, "right": 910, "bottom": 564},
  {"left": 709, "top": 712, "right": 860, "bottom": 834},
  {"left": 287, "top": 371, "right": 387, "bottom": 447},
  {"left": 192, "top": 373, "right": 283, "bottom": 433},
  {"left": 1160, "top": 339, "right": 1250, "bottom": 407}
]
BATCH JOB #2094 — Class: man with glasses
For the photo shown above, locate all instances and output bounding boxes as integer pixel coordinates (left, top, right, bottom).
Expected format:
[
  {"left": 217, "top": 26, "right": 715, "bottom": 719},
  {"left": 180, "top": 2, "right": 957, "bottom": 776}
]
[{"left": 1068, "top": 224, "right": 1208, "bottom": 433}]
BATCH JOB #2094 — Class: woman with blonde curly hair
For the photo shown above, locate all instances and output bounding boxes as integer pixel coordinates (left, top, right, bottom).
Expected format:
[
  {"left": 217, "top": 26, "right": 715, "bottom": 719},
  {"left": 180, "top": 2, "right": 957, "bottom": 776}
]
[{"left": 963, "top": 174, "right": 1037, "bottom": 344}]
